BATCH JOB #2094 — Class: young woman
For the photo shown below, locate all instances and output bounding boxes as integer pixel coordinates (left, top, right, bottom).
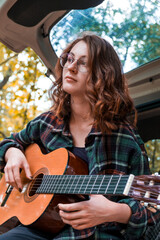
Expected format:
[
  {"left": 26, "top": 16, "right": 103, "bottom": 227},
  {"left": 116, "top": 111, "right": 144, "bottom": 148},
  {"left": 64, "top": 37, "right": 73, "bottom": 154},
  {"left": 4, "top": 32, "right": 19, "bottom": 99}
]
[{"left": 0, "top": 33, "right": 159, "bottom": 239}]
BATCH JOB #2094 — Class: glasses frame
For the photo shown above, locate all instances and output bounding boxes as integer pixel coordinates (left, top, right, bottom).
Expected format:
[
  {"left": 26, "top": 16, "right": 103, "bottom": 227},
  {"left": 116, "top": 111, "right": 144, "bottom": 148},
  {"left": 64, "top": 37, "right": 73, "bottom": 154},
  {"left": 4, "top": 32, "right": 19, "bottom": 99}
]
[{"left": 60, "top": 53, "right": 89, "bottom": 73}]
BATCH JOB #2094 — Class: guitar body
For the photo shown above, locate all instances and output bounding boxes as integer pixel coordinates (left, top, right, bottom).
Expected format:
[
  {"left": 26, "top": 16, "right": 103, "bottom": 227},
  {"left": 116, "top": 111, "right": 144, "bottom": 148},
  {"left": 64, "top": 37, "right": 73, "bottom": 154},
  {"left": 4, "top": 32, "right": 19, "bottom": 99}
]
[
  {"left": 1, "top": 144, "right": 160, "bottom": 236},
  {"left": 0, "top": 144, "right": 88, "bottom": 235}
]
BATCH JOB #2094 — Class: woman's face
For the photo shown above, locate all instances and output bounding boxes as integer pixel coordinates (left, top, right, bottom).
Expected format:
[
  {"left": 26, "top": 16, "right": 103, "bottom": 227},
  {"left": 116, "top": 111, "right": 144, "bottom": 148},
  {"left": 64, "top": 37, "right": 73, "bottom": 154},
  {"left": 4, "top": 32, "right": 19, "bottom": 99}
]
[{"left": 62, "top": 40, "right": 90, "bottom": 98}]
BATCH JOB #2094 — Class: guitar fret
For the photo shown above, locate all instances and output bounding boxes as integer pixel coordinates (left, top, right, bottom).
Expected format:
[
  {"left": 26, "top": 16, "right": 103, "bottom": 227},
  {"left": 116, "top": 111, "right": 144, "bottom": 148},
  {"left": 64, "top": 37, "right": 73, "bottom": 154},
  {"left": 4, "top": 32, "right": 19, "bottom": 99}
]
[
  {"left": 87, "top": 175, "right": 98, "bottom": 194},
  {"left": 94, "top": 176, "right": 111, "bottom": 194},
  {"left": 59, "top": 175, "right": 69, "bottom": 193},
  {"left": 41, "top": 175, "right": 48, "bottom": 193},
  {"left": 72, "top": 175, "right": 81, "bottom": 194},
  {"left": 82, "top": 175, "right": 90, "bottom": 194},
  {"left": 46, "top": 175, "right": 51, "bottom": 192},
  {"left": 83, "top": 175, "right": 105, "bottom": 194},
  {"left": 67, "top": 175, "right": 76, "bottom": 194},
  {"left": 105, "top": 175, "right": 126, "bottom": 194},
  {"left": 116, "top": 176, "right": 129, "bottom": 194},
  {"left": 77, "top": 175, "right": 87, "bottom": 194},
  {"left": 62, "top": 175, "right": 71, "bottom": 194},
  {"left": 105, "top": 175, "right": 113, "bottom": 194},
  {"left": 66, "top": 175, "right": 89, "bottom": 194},
  {"left": 53, "top": 175, "right": 65, "bottom": 193},
  {"left": 50, "top": 175, "right": 57, "bottom": 193},
  {"left": 60, "top": 176, "right": 85, "bottom": 194},
  {"left": 90, "top": 175, "right": 99, "bottom": 194},
  {"left": 53, "top": 175, "right": 61, "bottom": 193},
  {"left": 113, "top": 175, "right": 122, "bottom": 194},
  {"left": 97, "top": 175, "right": 105, "bottom": 194}
]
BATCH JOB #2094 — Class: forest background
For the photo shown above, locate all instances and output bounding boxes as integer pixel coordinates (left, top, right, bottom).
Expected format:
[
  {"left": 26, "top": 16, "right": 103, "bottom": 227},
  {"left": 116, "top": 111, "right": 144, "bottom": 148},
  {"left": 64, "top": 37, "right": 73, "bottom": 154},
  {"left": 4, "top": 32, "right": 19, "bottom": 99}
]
[{"left": 0, "top": 0, "right": 160, "bottom": 173}]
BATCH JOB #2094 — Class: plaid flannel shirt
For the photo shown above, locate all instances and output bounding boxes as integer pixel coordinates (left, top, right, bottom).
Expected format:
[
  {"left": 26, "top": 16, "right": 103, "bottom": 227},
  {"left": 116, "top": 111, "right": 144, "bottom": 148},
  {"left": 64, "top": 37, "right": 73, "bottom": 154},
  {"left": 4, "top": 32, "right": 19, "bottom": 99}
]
[{"left": 0, "top": 111, "right": 160, "bottom": 240}]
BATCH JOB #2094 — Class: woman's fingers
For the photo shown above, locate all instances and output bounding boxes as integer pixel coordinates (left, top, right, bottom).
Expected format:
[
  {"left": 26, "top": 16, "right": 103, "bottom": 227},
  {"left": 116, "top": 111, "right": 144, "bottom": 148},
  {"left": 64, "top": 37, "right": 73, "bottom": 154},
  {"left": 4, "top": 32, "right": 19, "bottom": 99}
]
[
  {"left": 4, "top": 165, "right": 19, "bottom": 190},
  {"left": 12, "top": 165, "right": 22, "bottom": 190},
  {"left": 4, "top": 148, "right": 32, "bottom": 190},
  {"left": 22, "top": 161, "right": 32, "bottom": 180}
]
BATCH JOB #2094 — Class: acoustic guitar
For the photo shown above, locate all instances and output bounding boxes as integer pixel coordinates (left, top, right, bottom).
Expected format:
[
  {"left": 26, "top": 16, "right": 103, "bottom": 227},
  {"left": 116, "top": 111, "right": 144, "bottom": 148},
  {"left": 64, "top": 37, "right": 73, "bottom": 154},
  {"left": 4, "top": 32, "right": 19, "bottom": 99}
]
[{"left": 0, "top": 144, "right": 160, "bottom": 235}]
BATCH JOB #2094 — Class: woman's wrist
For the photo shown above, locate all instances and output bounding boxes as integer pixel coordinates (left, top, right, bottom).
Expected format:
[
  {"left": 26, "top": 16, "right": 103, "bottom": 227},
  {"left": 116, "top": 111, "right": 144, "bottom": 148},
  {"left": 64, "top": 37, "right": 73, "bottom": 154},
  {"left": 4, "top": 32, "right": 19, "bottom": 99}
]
[
  {"left": 5, "top": 147, "right": 22, "bottom": 163},
  {"left": 113, "top": 202, "right": 132, "bottom": 224}
]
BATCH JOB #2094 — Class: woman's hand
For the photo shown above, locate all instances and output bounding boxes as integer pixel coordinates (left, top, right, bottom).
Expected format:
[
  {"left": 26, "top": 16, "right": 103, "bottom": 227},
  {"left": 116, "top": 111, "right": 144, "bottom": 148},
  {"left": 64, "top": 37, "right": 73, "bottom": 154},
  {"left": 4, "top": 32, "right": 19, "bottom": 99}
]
[
  {"left": 58, "top": 195, "right": 131, "bottom": 230},
  {"left": 4, "top": 147, "right": 32, "bottom": 191}
]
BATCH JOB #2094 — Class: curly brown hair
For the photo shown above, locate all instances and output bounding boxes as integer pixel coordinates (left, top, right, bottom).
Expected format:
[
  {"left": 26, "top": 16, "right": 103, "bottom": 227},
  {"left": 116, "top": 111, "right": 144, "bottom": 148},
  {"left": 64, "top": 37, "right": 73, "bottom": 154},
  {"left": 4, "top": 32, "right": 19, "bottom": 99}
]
[{"left": 49, "top": 33, "right": 137, "bottom": 133}]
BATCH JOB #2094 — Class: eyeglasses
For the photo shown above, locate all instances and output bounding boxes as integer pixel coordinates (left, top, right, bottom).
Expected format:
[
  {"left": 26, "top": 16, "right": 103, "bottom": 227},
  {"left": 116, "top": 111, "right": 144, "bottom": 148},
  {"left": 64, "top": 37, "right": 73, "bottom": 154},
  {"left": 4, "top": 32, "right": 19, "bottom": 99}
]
[{"left": 60, "top": 53, "right": 89, "bottom": 73}]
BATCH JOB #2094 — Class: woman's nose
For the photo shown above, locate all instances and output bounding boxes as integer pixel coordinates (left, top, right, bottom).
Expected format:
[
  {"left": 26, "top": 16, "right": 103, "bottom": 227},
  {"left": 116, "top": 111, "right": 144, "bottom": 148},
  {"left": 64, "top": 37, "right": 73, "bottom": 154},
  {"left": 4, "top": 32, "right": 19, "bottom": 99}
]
[{"left": 67, "top": 60, "right": 78, "bottom": 72}]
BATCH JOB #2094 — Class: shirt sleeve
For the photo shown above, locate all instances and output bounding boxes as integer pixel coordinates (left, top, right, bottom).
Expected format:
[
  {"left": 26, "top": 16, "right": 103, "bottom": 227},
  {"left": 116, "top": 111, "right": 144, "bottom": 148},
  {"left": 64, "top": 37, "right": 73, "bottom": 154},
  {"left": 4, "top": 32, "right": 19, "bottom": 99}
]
[
  {"left": 118, "top": 130, "right": 160, "bottom": 239},
  {"left": 0, "top": 113, "right": 42, "bottom": 171},
  {"left": 119, "top": 198, "right": 160, "bottom": 240}
]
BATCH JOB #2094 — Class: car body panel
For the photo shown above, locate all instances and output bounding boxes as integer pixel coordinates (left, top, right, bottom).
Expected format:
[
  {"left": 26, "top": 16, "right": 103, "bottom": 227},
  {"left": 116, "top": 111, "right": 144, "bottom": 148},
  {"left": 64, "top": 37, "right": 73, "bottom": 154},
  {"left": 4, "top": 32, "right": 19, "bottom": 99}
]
[
  {"left": 0, "top": 0, "right": 103, "bottom": 74},
  {"left": 127, "top": 58, "right": 160, "bottom": 142}
]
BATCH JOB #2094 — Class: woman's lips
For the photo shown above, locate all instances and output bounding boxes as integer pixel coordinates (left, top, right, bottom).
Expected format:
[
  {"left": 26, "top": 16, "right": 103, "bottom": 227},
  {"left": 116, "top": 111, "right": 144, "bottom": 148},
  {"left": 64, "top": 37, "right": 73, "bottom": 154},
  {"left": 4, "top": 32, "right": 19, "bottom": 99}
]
[{"left": 65, "top": 76, "right": 77, "bottom": 82}]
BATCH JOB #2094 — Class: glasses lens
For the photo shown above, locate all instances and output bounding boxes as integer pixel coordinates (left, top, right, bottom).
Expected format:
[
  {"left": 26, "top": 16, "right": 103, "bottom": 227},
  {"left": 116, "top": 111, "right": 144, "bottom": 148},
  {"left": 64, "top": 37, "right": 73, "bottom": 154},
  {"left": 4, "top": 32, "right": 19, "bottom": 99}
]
[
  {"left": 60, "top": 53, "right": 88, "bottom": 73},
  {"left": 60, "top": 53, "right": 68, "bottom": 67}
]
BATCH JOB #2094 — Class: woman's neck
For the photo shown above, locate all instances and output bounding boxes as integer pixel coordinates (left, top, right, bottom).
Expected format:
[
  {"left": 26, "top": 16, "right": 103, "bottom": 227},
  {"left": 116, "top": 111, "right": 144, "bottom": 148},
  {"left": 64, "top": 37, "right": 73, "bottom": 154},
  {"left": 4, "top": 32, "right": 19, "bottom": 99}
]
[
  {"left": 69, "top": 97, "right": 94, "bottom": 147},
  {"left": 70, "top": 97, "right": 94, "bottom": 124}
]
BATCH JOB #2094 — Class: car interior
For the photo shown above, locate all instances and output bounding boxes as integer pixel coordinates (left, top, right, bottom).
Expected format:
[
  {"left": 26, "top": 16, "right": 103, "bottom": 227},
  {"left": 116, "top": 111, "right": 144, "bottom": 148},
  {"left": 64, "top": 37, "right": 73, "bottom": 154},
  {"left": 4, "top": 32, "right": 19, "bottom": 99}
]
[
  {"left": 1, "top": 0, "right": 160, "bottom": 173},
  {"left": 0, "top": 0, "right": 160, "bottom": 238},
  {"left": 0, "top": 0, "right": 103, "bottom": 74},
  {"left": 0, "top": 0, "right": 160, "bottom": 170}
]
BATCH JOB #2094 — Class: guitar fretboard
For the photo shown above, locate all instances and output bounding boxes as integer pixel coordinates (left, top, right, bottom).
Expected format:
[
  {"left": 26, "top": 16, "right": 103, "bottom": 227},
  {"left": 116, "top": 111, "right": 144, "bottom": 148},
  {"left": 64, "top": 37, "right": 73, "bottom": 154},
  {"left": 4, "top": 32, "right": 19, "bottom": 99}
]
[{"left": 36, "top": 174, "right": 133, "bottom": 195}]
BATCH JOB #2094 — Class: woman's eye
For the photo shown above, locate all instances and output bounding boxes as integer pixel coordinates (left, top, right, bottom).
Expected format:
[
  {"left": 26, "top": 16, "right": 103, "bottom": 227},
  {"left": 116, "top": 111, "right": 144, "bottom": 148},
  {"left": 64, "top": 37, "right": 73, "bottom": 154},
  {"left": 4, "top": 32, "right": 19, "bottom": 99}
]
[
  {"left": 67, "top": 57, "right": 73, "bottom": 63},
  {"left": 79, "top": 60, "right": 87, "bottom": 66}
]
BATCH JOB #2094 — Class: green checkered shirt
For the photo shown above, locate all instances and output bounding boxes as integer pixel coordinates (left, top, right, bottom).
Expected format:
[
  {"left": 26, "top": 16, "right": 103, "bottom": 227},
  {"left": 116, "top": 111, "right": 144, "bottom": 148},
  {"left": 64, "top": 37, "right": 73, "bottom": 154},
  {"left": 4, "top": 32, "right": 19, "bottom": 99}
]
[{"left": 0, "top": 111, "right": 160, "bottom": 240}]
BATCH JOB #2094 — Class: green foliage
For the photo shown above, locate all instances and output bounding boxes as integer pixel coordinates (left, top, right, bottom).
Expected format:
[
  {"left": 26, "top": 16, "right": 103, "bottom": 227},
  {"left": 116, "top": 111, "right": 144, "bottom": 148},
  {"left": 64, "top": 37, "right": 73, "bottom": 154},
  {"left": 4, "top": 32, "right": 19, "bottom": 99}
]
[{"left": 145, "top": 140, "right": 160, "bottom": 173}]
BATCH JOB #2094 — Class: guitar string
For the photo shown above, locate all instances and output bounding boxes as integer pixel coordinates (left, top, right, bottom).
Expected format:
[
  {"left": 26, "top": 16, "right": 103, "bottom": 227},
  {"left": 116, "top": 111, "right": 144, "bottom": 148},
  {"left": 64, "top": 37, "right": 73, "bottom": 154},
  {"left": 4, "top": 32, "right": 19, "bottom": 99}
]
[
  {"left": 24, "top": 185, "right": 160, "bottom": 201},
  {"left": 26, "top": 189, "right": 160, "bottom": 203},
  {"left": 25, "top": 176, "right": 158, "bottom": 186},
  {"left": 21, "top": 177, "right": 160, "bottom": 199},
  {"left": 27, "top": 176, "right": 160, "bottom": 185},
  {"left": 25, "top": 175, "right": 160, "bottom": 182},
  {"left": 20, "top": 183, "right": 160, "bottom": 199},
  {"left": 29, "top": 183, "right": 159, "bottom": 195}
]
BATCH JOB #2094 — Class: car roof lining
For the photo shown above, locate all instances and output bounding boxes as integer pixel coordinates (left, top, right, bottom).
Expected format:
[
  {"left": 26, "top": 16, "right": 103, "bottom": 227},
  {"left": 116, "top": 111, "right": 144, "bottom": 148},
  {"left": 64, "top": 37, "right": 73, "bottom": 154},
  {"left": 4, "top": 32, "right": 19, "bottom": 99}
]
[{"left": 7, "top": 0, "right": 104, "bottom": 27}]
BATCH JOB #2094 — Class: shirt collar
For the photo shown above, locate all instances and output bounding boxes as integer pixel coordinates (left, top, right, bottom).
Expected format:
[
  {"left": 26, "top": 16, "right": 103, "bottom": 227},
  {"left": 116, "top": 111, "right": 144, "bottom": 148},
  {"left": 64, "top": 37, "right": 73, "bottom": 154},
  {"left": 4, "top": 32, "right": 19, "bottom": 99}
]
[{"left": 51, "top": 114, "right": 102, "bottom": 137}]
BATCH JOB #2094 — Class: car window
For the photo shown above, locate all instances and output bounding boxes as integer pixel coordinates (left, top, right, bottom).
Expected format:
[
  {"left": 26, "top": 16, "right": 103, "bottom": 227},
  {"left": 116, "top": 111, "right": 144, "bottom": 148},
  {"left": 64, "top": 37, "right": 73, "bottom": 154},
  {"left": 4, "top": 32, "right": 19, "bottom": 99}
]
[{"left": 49, "top": 0, "right": 160, "bottom": 73}]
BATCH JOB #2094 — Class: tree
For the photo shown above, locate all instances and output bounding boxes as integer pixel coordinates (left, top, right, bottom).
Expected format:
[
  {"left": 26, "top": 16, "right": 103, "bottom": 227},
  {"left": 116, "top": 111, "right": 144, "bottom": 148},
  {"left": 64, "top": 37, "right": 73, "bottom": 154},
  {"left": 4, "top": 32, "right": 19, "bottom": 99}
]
[
  {"left": 0, "top": 43, "right": 50, "bottom": 141},
  {"left": 145, "top": 140, "right": 160, "bottom": 173},
  {"left": 50, "top": 0, "right": 160, "bottom": 71}
]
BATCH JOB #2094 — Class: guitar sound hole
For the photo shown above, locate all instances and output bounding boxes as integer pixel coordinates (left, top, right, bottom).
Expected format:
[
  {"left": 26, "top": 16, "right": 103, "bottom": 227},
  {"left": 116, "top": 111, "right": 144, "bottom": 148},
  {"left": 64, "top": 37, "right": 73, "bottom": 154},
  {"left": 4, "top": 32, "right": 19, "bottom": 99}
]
[{"left": 29, "top": 174, "right": 43, "bottom": 197}]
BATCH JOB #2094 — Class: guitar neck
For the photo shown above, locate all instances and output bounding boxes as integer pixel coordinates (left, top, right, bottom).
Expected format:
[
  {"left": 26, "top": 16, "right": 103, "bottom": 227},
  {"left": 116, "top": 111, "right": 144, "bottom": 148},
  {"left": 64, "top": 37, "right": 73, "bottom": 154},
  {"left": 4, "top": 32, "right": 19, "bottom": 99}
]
[{"left": 36, "top": 174, "right": 134, "bottom": 196}]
